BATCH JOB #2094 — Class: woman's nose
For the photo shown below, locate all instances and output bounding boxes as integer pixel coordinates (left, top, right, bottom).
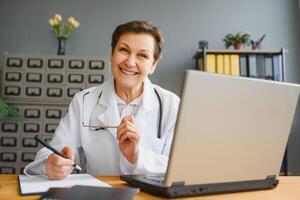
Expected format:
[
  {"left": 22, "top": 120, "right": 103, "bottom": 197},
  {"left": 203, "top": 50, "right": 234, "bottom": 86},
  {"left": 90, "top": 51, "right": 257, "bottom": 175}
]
[{"left": 125, "top": 54, "right": 136, "bottom": 67}]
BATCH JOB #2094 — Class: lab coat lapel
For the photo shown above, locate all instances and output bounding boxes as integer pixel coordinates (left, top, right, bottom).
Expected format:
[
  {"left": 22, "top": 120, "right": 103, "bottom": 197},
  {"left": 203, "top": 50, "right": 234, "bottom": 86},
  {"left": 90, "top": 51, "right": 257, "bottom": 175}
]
[
  {"left": 97, "top": 79, "right": 120, "bottom": 137},
  {"left": 82, "top": 86, "right": 103, "bottom": 127},
  {"left": 134, "top": 78, "right": 159, "bottom": 135}
]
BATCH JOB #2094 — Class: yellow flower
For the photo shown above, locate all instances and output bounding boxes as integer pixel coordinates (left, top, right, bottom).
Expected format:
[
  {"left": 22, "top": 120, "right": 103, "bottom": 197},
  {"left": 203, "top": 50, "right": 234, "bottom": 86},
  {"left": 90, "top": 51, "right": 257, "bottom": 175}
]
[
  {"left": 68, "top": 17, "right": 80, "bottom": 28},
  {"left": 54, "top": 14, "right": 62, "bottom": 22},
  {"left": 48, "top": 13, "right": 79, "bottom": 38},
  {"left": 48, "top": 19, "right": 55, "bottom": 26}
]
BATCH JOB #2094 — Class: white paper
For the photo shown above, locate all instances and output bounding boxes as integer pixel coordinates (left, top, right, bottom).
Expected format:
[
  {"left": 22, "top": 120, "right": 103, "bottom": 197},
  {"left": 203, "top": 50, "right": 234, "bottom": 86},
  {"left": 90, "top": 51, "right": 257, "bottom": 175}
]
[{"left": 19, "top": 174, "right": 111, "bottom": 195}]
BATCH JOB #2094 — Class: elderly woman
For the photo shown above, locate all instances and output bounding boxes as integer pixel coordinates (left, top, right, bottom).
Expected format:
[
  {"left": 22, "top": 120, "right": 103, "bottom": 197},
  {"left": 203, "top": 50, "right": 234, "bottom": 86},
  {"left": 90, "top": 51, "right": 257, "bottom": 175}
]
[{"left": 25, "top": 20, "right": 180, "bottom": 180}]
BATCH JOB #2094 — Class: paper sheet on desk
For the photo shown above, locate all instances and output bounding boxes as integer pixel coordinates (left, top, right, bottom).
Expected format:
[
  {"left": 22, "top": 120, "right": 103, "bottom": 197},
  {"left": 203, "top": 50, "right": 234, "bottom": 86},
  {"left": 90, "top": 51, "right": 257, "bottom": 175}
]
[{"left": 18, "top": 174, "right": 110, "bottom": 195}]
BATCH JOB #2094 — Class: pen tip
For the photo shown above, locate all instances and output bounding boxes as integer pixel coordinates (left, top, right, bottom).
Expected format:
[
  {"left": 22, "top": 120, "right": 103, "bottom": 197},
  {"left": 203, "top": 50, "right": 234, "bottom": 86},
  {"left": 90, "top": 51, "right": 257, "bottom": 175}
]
[{"left": 76, "top": 165, "right": 82, "bottom": 171}]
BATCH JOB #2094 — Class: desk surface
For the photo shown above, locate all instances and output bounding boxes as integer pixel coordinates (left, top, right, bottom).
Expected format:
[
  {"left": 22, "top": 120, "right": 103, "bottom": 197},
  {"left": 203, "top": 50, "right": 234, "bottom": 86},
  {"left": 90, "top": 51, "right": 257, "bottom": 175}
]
[{"left": 0, "top": 175, "right": 300, "bottom": 200}]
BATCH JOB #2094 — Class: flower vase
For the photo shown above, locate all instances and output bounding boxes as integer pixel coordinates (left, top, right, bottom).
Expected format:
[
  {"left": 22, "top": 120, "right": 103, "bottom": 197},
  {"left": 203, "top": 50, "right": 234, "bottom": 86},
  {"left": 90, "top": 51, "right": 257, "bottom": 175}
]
[{"left": 57, "top": 37, "right": 67, "bottom": 55}]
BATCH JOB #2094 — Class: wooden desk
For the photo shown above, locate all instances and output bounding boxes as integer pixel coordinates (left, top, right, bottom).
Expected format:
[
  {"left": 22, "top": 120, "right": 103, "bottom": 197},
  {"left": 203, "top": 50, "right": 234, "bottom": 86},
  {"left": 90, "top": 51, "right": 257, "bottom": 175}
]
[{"left": 0, "top": 175, "right": 299, "bottom": 200}]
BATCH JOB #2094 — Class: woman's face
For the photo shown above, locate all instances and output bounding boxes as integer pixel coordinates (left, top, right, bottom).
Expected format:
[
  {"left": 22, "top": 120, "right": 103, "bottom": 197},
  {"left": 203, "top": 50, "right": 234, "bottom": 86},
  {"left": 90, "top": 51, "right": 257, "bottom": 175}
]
[{"left": 110, "top": 33, "right": 157, "bottom": 90}]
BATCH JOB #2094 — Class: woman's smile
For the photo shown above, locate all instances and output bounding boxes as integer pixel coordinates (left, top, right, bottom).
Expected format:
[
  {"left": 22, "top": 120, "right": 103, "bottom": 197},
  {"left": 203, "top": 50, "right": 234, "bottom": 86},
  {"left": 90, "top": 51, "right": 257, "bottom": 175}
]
[{"left": 119, "top": 66, "right": 139, "bottom": 76}]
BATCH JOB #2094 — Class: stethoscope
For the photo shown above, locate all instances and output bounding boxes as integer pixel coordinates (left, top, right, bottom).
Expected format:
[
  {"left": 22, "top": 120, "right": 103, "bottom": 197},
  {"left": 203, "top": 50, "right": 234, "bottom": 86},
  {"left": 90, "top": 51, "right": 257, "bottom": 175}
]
[{"left": 83, "top": 88, "right": 163, "bottom": 138}]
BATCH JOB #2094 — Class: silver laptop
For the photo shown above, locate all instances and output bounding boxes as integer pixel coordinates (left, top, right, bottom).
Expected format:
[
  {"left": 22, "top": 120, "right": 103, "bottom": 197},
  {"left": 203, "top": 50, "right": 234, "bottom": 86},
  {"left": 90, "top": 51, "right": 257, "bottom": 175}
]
[{"left": 121, "top": 70, "right": 300, "bottom": 198}]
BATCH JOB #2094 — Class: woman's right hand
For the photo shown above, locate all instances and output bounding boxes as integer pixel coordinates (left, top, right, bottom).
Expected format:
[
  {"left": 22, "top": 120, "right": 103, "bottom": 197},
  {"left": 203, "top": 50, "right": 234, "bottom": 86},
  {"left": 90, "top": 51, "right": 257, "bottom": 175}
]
[{"left": 45, "top": 146, "right": 75, "bottom": 180}]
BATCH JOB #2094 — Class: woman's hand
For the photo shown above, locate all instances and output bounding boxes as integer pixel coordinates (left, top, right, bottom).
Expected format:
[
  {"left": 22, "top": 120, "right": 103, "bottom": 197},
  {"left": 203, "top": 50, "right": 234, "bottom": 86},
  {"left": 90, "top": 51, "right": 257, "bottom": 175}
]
[
  {"left": 45, "top": 146, "right": 75, "bottom": 180},
  {"left": 117, "top": 116, "right": 140, "bottom": 164}
]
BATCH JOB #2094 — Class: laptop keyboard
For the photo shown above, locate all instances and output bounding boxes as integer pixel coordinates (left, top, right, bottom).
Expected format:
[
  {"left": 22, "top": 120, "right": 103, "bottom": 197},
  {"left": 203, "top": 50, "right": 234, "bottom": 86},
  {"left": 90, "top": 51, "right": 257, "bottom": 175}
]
[{"left": 144, "top": 175, "right": 165, "bottom": 183}]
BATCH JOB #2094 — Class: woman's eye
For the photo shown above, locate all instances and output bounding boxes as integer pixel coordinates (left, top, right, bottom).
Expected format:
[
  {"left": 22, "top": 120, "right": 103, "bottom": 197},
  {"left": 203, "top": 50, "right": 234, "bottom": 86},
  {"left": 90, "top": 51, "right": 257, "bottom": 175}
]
[
  {"left": 119, "top": 48, "right": 128, "bottom": 53},
  {"left": 138, "top": 54, "right": 149, "bottom": 59}
]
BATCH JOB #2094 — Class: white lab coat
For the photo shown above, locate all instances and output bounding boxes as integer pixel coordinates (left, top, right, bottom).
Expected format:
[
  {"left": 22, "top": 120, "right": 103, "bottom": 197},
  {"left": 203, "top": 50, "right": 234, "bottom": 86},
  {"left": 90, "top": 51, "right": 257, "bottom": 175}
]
[{"left": 24, "top": 78, "right": 180, "bottom": 175}]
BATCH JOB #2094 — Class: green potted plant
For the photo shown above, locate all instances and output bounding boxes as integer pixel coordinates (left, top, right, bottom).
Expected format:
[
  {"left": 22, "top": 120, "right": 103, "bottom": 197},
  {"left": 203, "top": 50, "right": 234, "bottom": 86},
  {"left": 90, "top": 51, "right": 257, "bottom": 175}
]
[
  {"left": 0, "top": 99, "right": 22, "bottom": 121},
  {"left": 223, "top": 32, "right": 251, "bottom": 50}
]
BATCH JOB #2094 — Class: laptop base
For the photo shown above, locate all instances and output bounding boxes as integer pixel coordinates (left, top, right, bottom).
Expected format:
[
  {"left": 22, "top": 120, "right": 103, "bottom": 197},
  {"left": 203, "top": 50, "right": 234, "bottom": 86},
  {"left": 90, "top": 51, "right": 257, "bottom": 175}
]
[{"left": 121, "top": 175, "right": 279, "bottom": 198}]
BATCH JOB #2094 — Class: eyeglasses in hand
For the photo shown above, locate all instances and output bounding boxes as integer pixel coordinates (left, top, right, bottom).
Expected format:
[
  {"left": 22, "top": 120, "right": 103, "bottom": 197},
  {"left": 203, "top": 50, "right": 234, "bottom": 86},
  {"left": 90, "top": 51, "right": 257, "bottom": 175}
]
[{"left": 82, "top": 91, "right": 119, "bottom": 131}]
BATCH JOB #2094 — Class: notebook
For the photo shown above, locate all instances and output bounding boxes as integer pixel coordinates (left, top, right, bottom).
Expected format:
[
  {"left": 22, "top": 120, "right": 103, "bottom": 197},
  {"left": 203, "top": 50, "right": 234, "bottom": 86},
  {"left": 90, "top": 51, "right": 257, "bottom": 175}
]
[
  {"left": 121, "top": 70, "right": 300, "bottom": 198},
  {"left": 19, "top": 174, "right": 110, "bottom": 195}
]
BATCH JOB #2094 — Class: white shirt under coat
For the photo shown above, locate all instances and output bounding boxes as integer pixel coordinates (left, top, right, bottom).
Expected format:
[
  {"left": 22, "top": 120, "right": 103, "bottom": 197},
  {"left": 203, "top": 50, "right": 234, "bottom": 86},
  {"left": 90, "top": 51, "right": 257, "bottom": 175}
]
[{"left": 24, "top": 78, "right": 180, "bottom": 175}]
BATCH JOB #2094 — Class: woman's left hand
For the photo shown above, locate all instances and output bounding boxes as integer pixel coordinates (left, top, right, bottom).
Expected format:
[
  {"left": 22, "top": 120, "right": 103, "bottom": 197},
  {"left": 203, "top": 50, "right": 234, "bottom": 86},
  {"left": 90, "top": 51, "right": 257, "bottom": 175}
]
[{"left": 117, "top": 116, "right": 140, "bottom": 164}]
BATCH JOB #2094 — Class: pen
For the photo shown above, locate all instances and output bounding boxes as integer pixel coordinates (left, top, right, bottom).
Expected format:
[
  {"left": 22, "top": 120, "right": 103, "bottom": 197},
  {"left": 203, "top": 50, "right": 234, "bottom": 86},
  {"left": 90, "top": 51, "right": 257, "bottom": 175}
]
[{"left": 34, "top": 135, "right": 82, "bottom": 171}]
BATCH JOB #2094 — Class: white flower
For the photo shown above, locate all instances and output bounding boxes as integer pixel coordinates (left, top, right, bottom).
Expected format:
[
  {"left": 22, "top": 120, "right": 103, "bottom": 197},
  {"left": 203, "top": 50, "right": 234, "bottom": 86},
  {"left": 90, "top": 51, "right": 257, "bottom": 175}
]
[
  {"left": 49, "top": 13, "right": 80, "bottom": 38},
  {"left": 54, "top": 14, "right": 62, "bottom": 22},
  {"left": 68, "top": 17, "right": 80, "bottom": 28},
  {"left": 49, "top": 19, "right": 55, "bottom": 26}
]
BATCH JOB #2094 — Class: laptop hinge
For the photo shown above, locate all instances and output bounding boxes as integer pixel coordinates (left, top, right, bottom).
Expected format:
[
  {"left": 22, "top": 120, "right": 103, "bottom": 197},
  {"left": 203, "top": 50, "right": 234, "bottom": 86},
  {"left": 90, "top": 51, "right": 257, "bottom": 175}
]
[
  {"left": 266, "top": 175, "right": 276, "bottom": 181},
  {"left": 266, "top": 175, "right": 279, "bottom": 187},
  {"left": 171, "top": 181, "right": 185, "bottom": 187}
]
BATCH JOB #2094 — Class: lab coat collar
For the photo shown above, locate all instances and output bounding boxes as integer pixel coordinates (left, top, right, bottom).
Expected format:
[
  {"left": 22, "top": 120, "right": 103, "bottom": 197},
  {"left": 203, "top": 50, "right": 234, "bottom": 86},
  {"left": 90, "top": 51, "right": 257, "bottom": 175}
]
[
  {"left": 98, "top": 77, "right": 158, "bottom": 112},
  {"left": 96, "top": 78, "right": 120, "bottom": 133},
  {"left": 141, "top": 77, "right": 158, "bottom": 112},
  {"left": 96, "top": 77, "right": 158, "bottom": 132},
  {"left": 97, "top": 78, "right": 117, "bottom": 108}
]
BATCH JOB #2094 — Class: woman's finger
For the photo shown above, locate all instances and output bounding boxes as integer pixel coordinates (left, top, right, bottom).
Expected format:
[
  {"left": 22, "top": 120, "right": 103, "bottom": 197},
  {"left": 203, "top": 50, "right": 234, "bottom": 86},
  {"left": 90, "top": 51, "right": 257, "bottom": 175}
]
[
  {"left": 117, "top": 120, "right": 136, "bottom": 140},
  {"left": 119, "top": 131, "right": 140, "bottom": 144},
  {"left": 50, "top": 154, "right": 74, "bottom": 166}
]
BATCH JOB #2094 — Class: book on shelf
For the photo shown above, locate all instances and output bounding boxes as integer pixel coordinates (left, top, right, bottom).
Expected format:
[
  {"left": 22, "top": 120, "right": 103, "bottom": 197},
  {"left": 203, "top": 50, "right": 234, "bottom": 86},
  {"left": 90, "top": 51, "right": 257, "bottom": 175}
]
[
  {"left": 256, "top": 55, "right": 266, "bottom": 79},
  {"left": 206, "top": 54, "right": 216, "bottom": 73},
  {"left": 240, "top": 55, "right": 248, "bottom": 77},
  {"left": 230, "top": 54, "right": 240, "bottom": 76},
  {"left": 223, "top": 54, "right": 231, "bottom": 75},
  {"left": 248, "top": 55, "right": 257, "bottom": 78},
  {"left": 216, "top": 54, "right": 224, "bottom": 74},
  {"left": 265, "top": 56, "right": 273, "bottom": 80},
  {"left": 272, "top": 55, "right": 284, "bottom": 81}
]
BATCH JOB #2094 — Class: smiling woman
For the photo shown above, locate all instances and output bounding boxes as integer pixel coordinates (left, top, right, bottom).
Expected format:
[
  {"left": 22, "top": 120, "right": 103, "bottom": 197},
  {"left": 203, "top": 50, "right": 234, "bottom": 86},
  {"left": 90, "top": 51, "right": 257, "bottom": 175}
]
[
  {"left": 111, "top": 33, "right": 158, "bottom": 102},
  {"left": 24, "top": 20, "right": 180, "bottom": 179}
]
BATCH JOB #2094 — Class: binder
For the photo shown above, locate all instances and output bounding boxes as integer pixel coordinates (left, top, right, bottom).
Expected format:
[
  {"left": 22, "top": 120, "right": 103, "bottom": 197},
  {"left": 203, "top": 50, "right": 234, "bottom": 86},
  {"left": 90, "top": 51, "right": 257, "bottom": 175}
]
[
  {"left": 272, "top": 55, "right": 284, "bottom": 81},
  {"left": 216, "top": 54, "right": 224, "bottom": 74},
  {"left": 206, "top": 54, "right": 216, "bottom": 73},
  {"left": 248, "top": 55, "right": 257, "bottom": 78},
  {"left": 230, "top": 54, "right": 240, "bottom": 76},
  {"left": 240, "top": 55, "right": 248, "bottom": 77},
  {"left": 265, "top": 56, "right": 273, "bottom": 80},
  {"left": 256, "top": 55, "right": 266, "bottom": 79},
  {"left": 223, "top": 55, "right": 231, "bottom": 75}
]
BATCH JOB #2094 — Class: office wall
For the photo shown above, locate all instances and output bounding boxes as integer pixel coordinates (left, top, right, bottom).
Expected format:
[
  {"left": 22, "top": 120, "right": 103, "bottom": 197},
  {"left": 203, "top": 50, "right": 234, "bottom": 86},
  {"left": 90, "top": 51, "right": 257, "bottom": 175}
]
[
  {"left": 1, "top": 0, "right": 300, "bottom": 93},
  {"left": 1, "top": 0, "right": 300, "bottom": 174}
]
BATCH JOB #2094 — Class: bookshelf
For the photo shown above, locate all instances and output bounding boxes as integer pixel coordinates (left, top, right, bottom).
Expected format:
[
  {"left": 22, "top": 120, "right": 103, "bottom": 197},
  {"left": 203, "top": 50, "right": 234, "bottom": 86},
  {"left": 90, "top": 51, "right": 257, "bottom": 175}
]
[{"left": 193, "top": 44, "right": 288, "bottom": 175}]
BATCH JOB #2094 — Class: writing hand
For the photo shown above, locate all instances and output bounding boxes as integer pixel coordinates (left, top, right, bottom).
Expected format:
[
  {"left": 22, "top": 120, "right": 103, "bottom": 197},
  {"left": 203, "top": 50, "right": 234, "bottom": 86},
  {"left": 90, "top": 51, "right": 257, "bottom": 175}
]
[{"left": 45, "top": 146, "right": 75, "bottom": 180}]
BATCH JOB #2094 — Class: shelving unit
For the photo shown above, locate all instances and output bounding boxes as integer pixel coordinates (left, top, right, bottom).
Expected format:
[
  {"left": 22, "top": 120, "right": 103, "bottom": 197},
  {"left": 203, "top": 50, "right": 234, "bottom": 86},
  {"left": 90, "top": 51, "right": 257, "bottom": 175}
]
[
  {"left": 193, "top": 44, "right": 286, "bottom": 82},
  {"left": 0, "top": 53, "right": 109, "bottom": 174}
]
